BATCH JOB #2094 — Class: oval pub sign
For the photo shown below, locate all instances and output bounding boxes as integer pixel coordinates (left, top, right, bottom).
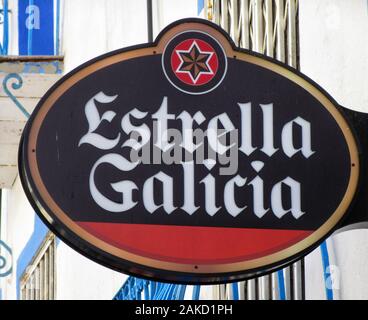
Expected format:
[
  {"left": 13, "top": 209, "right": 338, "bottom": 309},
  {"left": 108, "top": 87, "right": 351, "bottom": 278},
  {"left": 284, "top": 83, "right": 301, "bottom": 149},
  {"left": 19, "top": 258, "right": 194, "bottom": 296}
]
[{"left": 20, "top": 19, "right": 360, "bottom": 283}]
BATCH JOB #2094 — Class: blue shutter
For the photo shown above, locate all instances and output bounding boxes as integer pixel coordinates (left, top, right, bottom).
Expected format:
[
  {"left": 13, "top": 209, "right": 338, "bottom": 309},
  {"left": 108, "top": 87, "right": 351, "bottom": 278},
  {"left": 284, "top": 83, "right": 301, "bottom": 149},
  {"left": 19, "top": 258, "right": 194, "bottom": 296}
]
[{"left": 18, "top": 0, "right": 54, "bottom": 55}]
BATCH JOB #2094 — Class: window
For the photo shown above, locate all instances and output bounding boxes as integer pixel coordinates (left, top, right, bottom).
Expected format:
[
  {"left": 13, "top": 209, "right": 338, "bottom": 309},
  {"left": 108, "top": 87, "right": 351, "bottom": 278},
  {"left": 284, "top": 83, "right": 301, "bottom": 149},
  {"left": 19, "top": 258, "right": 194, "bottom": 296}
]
[{"left": 20, "top": 232, "right": 56, "bottom": 300}]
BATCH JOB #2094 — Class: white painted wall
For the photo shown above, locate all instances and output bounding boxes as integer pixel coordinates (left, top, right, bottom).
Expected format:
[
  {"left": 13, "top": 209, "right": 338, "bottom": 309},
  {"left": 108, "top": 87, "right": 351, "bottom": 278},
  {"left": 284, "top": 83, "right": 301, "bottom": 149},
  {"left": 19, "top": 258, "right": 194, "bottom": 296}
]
[
  {"left": 299, "top": 0, "right": 368, "bottom": 112},
  {"left": 61, "top": 0, "right": 198, "bottom": 73},
  {"left": 304, "top": 247, "right": 326, "bottom": 300},
  {"left": 61, "top": 0, "right": 148, "bottom": 73},
  {"left": 152, "top": 0, "right": 198, "bottom": 38},
  {"left": 300, "top": 0, "right": 368, "bottom": 299},
  {"left": 332, "top": 229, "right": 368, "bottom": 299},
  {"left": 7, "top": 0, "right": 19, "bottom": 55},
  {"left": 56, "top": 242, "right": 126, "bottom": 300}
]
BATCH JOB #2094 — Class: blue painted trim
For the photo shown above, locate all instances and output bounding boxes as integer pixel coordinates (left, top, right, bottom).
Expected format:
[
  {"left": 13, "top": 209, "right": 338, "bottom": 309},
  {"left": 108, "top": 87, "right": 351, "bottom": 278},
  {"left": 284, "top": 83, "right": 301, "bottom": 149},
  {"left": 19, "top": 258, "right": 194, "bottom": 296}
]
[
  {"left": 143, "top": 281, "right": 149, "bottom": 300},
  {"left": 27, "top": 0, "right": 34, "bottom": 55},
  {"left": 192, "top": 285, "right": 200, "bottom": 300},
  {"left": 231, "top": 282, "right": 239, "bottom": 300},
  {"left": 277, "top": 270, "right": 286, "bottom": 300},
  {"left": 320, "top": 241, "right": 333, "bottom": 300},
  {"left": 55, "top": 0, "right": 60, "bottom": 55},
  {"left": 52, "top": 60, "right": 63, "bottom": 74},
  {"left": 197, "top": 0, "right": 204, "bottom": 15},
  {"left": 149, "top": 280, "right": 156, "bottom": 299},
  {"left": 0, "top": 0, "right": 9, "bottom": 55},
  {"left": 164, "top": 284, "right": 176, "bottom": 300},
  {"left": 16, "top": 214, "right": 48, "bottom": 299},
  {"left": 2, "top": 0, "right": 9, "bottom": 55},
  {"left": 177, "top": 285, "right": 186, "bottom": 300}
]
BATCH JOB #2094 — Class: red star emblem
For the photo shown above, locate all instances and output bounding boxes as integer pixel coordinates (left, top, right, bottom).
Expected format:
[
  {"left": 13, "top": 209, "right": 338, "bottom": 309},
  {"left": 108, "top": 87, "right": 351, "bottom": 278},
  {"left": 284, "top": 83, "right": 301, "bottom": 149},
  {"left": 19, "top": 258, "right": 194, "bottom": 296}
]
[
  {"left": 175, "top": 41, "right": 214, "bottom": 84},
  {"left": 170, "top": 38, "right": 219, "bottom": 86}
]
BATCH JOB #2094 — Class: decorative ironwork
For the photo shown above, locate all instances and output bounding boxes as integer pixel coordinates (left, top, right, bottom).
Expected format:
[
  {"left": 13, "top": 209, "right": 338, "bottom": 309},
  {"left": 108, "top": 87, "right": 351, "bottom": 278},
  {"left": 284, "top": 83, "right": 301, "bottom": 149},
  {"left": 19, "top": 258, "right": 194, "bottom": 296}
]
[
  {"left": 0, "top": 239, "right": 12, "bottom": 277},
  {"left": 114, "top": 277, "right": 187, "bottom": 300},
  {"left": 205, "top": 0, "right": 299, "bottom": 68},
  {"left": 20, "top": 232, "right": 56, "bottom": 300},
  {"left": 2, "top": 73, "right": 30, "bottom": 118}
]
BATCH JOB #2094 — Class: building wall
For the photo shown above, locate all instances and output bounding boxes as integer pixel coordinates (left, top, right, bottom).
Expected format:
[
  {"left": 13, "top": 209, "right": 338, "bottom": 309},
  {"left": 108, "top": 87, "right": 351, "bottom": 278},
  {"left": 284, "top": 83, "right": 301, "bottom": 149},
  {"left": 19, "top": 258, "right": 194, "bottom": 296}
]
[
  {"left": 56, "top": 241, "right": 126, "bottom": 300},
  {"left": 1, "top": 0, "right": 367, "bottom": 300},
  {"left": 299, "top": 0, "right": 368, "bottom": 299},
  {"left": 61, "top": 0, "right": 198, "bottom": 73},
  {"left": 299, "top": 0, "right": 368, "bottom": 112},
  {"left": 333, "top": 229, "right": 368, "bottom": 299}
]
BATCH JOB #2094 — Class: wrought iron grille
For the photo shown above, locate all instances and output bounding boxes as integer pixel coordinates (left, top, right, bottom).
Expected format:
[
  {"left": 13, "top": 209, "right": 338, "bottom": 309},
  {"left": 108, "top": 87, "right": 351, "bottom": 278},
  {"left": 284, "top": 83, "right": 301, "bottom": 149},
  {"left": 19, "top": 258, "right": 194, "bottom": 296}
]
[
  {"left": 20, "top": 232, "right": 56, "bottom": 300},
  {"left": 113, "top": 277, "right": 188, "bottom": 300},
  {"left": 205, "top": 0, "right": 299, "bottom": 68}
]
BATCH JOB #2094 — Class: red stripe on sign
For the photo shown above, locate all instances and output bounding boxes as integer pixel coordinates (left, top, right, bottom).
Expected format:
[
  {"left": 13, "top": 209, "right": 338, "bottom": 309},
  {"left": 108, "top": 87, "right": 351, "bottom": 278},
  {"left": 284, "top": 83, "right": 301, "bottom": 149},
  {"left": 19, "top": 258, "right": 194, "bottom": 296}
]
[{"left": 76, "top": 222, "right": 313, "bottom": 264}]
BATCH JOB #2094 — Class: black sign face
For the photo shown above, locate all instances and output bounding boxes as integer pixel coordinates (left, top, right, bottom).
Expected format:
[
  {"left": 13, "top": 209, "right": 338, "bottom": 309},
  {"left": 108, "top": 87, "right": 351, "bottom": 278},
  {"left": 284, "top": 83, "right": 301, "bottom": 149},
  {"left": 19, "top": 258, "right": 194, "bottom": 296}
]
[{"left": 19, "top": 19, "right": 360, "bottom": 283}]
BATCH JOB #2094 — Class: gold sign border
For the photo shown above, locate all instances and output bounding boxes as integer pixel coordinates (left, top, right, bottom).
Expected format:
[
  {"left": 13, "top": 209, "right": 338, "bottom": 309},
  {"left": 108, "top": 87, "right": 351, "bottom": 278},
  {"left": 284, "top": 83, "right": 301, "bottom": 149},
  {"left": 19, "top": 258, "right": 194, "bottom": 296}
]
[{"left": 23, "top": 21, "right": 360, "bottom": 277}]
